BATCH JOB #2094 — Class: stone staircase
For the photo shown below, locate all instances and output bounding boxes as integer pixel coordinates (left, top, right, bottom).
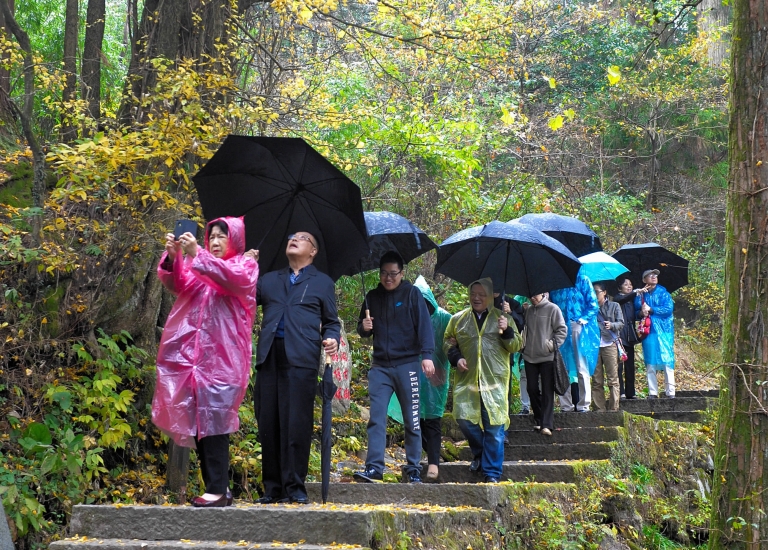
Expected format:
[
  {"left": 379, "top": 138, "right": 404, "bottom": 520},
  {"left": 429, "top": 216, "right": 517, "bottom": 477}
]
[{"left": 50, "top": 391, "right": 717, "bottom": 550}]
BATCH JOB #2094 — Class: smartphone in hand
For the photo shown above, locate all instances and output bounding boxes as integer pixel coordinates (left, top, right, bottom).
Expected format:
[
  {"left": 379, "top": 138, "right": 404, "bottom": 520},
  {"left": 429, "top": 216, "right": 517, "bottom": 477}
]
[{"left": 173, "top": 219, "right": 198, "bottom": 241}]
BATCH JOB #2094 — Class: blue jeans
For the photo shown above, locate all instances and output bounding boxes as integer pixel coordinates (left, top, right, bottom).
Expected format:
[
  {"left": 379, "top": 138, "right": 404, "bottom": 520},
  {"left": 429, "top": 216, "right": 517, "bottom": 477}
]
[{"left": 456, "top": 399, "right": 505, "bottom": 479}]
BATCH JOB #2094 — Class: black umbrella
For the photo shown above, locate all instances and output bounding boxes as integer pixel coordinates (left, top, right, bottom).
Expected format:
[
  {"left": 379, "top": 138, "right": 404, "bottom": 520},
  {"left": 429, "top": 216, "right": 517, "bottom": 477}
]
[
  {"left": 516, "top": 213, "right": 602, "bottom": 257},
  {"left": 434, "top": 220, "right": 582, "bottom": 297},
  {"left": 194, "top": 135, "right": 369, "bottom": 281},
  {"left": 612, "top": 243, "right": 689, "bottom": 293},
  {"left": 317, "top": 364, "right": 338, "bottom": 504},
  {"left": 344, "top": 211, "right": 438, "bottom": 275}
]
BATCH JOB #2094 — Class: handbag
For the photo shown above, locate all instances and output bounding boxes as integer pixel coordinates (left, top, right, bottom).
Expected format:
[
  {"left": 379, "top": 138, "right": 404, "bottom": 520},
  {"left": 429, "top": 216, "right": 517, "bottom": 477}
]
[
  {"left": 635, "top": 295, "right": 651, "bottom": 341},
  {"left": 553, "top": 342, "right": 570, "bottom": 396}
]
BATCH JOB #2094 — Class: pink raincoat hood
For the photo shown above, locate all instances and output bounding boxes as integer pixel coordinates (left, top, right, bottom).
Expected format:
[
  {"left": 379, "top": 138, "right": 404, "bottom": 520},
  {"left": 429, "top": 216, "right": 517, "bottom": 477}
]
[{"left": 152, "top": 217, "right": 259, "bottom": 447}]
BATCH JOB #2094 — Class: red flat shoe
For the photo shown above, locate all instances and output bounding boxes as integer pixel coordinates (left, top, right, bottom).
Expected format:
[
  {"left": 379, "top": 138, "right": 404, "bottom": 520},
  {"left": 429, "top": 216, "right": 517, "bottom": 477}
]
[{"left": 192, "top": 494, "right": 228, "bottom": 508}]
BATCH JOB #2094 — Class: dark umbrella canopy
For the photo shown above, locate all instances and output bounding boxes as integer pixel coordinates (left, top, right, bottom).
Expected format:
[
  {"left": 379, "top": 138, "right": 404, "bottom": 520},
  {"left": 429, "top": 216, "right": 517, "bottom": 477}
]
[
  {"left": 343, "top": 211, "right": 438, "bottom": 275},
  {"left": 434, "top": 220, "right": 582, "bottom": 297},
  {"left": 516, "top": 213, "right": 602, "bottom": 257},
  {"left": 612, "top": 243, "right": 689, "bottom": 293},
  {"left": 193, "top": 135, "right": 369, "bottom": 281},
  {"left": 318, "top": 364, "right": 337, "bottom": 504}
]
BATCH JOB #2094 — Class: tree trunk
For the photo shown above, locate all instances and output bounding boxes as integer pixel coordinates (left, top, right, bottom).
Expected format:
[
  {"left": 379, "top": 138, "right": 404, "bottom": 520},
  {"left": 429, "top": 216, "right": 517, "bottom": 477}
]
[
  {"left": 709, "top": 0, "right": 768, "bottom": 547},
  {"left": 0, "top": 0, "right": 14, "bottom": 124},
  {"left": 62, "top": 0, "right": 78, "bottom": 141},
  {"left": 0, "top": 0, "right": 45, "bottom": 243},
  {"left": 698, "top": 0, "right": 730, "bottom": 70},
  {"left": 117, "top": 0, "right": 234, "bottom": 124},
  {"left": 82, "top": 0, "right": 106, "bottom": 121}
]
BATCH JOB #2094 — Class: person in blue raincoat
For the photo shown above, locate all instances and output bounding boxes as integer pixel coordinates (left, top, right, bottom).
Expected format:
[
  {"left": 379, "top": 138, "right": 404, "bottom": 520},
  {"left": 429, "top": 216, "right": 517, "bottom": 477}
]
[
  {"left": 548, "top": 271, "right": 600, "bottom": 412},
  {"left": 634, "top": 269, "right": 676, "bottom": 397},
  {"left": 387, "top": 276, "right": 452, "bottom": 482}
]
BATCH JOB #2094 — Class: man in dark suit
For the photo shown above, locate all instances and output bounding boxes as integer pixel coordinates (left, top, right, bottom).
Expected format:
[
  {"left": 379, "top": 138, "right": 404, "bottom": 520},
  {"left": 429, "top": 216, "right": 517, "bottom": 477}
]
[{"left": 253, "top": 231, "right": 339, "bottom": 504}]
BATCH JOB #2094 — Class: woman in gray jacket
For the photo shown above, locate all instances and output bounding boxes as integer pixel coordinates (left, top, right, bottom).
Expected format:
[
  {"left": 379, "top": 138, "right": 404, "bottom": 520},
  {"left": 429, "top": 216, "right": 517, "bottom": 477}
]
[
  {"left": 521, "top": 293, "right": 567, "bottom": 436},
  {"left": 592, "top": 282, "right": 625, "bottom": 411}
]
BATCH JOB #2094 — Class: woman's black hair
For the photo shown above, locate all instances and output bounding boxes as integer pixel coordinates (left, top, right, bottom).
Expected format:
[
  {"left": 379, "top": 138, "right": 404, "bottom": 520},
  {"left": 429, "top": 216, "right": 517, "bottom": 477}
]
[
  {"left": 207, "top": 220, "right": 229, "bottom": 240},
  {"left": 616, "top": 275, "right": 632, "bottom": 286}
]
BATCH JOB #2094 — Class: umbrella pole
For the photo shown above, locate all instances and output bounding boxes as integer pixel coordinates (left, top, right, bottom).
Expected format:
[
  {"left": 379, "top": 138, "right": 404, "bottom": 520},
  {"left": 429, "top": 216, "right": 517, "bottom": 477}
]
[{"left": 499, "top": 242, "right": 511, "bottom": 334}]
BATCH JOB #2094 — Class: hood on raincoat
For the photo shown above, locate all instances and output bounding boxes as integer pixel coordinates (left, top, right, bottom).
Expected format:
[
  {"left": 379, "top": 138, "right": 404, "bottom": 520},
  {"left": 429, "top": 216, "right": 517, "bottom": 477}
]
[
  {"left": 152, "top": 216, "right": 259, "bottom": 448},
  {"left": 387, "top": 275, "right": 453, "bottom": 422},
  {"left": 549, "top": 270, "right": 600, "bottom": 379},
  {"left": 469, "top": 277, "right": 495, "bottom": 311},
  {"left": 204, "top": 216, "right": 246, "bottom": 260}
]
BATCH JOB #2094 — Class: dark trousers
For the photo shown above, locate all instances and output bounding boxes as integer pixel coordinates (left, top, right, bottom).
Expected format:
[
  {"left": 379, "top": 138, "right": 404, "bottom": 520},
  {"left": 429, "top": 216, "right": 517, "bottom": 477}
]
[
  {"left": 255, "top": 338, "right": 317, "bottom": 500},
  {"left": 525, "top": 360, "right": 555, "bottom": 430},
  {"left": 618, "top": 344, "right": 636, "bottom": 398},
  {"left": 194, "top": 433, "right": 230, "bottom": 494},
  {"left": 421, "top": 417, "right": 442, "bottom": 466}
]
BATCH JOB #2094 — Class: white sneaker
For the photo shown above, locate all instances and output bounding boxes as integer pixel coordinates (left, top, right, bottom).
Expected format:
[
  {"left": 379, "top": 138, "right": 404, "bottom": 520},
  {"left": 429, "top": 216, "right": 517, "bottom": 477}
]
[{"left": 541, "top": 428, "right": 552, "bottom": 436}]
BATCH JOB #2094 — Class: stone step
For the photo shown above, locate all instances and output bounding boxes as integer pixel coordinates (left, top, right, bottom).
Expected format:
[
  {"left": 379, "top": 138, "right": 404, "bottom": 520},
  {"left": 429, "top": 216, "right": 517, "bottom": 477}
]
[
  {"left": 458, "top": 442, "right": 611, "bottom": 462},
  {"left": 675, "top": 389, "right": 719, "bottom": 398},
  {"left": 51, "top": 540, "right": 363, "bottom": 550},
  {"left": 429, "top": 460, "right": 607, "bottom": 484},
  {"left": 632, "top": 410, "right": 706, "bottom": 423},
  {"left": 618, "top": 396, "right": 714, "bottom": 413},
  {"left": 505, "top": 426, "right": 620, "bottom": 444},
  {"left": 305, "top": 480, "right": 571, "bottom": 509},
  {"left": 59, "top": 504, "right": 490, "bottom": 548},
  {"left": 506, "top": 411, "right": 624, "bottom": 430}
]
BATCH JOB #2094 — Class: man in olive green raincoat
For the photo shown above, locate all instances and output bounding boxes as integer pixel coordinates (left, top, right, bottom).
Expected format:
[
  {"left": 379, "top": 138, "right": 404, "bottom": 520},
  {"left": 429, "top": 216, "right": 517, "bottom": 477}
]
[{"left": 444, "top": 278, "right": 522, "bottom": 483}]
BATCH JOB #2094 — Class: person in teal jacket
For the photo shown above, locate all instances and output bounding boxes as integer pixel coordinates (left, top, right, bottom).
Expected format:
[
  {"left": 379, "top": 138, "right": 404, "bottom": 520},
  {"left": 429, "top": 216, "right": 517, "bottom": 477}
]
[
  {"left": 634, "top": 269, "right": 675, "bottom": 397},
  {"left": 548, "top": 270, "right": 600, "bottom": 412},
  {"left": 387, "top": 276, "right": 452, "bottom": 481}
]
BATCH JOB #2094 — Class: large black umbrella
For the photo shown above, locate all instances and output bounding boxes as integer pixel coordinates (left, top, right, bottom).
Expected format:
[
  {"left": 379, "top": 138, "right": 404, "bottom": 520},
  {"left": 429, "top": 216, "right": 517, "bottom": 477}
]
[
  {"left": 343, "top": 211, "right": 438, "bottom": 275},
  {"left": 194, "top": 135, "right": 369, "bottom": 281},
  {"left": 317, "top": 364, "right": 337, "bottom": 504},
  {"left": 516, "top": 213, "right": 602, "bottom": 257},
  {"left": 612, "top": 243, "right": 689, "bottom": 293},
  {"left": 434, "top": 220, "right": 582, "bottom": 297}
]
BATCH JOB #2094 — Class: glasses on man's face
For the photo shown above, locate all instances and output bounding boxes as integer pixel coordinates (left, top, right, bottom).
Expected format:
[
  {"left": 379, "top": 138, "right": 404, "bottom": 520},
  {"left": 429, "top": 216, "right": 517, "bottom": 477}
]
[
  {"left": 380, "top": 270, "right": 402, "bottom": 279},
  {"left": 288, "top": 234, "right": 316, "bottom": 247}
]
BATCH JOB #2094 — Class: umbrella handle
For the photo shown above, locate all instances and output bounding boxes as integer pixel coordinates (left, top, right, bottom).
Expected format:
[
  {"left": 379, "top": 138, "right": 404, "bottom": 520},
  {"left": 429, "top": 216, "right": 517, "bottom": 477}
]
[
  {"left": 366, "top": 309, "right": 370, "bottom": 319},
  {"left": 323, "top": 339, "right": 332, "bottom": 365}
]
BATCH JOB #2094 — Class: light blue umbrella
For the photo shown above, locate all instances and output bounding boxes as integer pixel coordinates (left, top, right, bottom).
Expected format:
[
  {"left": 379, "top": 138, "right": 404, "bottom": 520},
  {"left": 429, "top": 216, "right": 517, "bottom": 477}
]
[{"left": 578, "top": 251, "right": 629, "bottom": 283}]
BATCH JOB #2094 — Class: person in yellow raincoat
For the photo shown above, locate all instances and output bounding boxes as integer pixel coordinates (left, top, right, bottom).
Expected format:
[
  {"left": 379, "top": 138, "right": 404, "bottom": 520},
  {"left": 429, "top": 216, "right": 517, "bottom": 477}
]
[{"left": 444, "top": 278, "right": 522, "bottom": 483}]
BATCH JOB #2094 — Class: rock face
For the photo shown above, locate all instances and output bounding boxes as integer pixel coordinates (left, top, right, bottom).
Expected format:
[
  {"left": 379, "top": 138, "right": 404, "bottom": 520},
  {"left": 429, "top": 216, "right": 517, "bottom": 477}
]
[{"left": 48, "top": 392, "right": 717, "bottom": 549}]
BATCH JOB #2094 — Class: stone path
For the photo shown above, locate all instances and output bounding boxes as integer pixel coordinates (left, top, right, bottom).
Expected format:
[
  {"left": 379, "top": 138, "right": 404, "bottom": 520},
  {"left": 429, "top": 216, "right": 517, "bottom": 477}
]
[{"left": 50, "top": 391, "right": 717, "bottom": 550}]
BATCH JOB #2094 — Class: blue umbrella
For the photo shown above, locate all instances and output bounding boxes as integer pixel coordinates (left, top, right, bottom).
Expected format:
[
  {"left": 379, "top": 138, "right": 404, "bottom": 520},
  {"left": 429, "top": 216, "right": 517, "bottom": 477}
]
[
  {"left": 435, "top": 220, "right": 581, "bottom": 297},
  {"left": 578, "top": 251, "right": 630, "bottom": 283},
  {"left": 516, "top": 213, "right": 602, "bottom": 257}
]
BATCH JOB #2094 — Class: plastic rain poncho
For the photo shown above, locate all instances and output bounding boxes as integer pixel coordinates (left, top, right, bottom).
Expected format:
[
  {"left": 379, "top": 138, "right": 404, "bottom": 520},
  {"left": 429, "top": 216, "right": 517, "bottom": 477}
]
[
  {"left": 152, "top": 217, "right": 259, "bottom": 448},
  {"left": 549, "top": 270, "right": 600, "bottom": 380},
  {"left": 387, "top": 276, "right": 453, "bottom": 422},
  {"left": 634, "top": 285, "right": 675, "bottom": 370},
  {"left": 444, "top": 278, "right": 522, "bottom": 429}
]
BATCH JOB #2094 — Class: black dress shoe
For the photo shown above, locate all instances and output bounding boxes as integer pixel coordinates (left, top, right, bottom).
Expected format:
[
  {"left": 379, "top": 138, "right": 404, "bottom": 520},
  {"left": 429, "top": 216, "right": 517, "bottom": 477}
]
[
  {"left": 469, "top": 459, "right": 481, "bottom": 473},
  {"left": 226, "top": 489, "right": 233, "bottom": 506},
  {"left": 484, "top": 476, "right": 500, "bottom": 483},
  {"left": 192, "top": 493, "right": 228, "bottom": 507},
  {"left": 290, "top": 496, "right": 310, "bottom": 504},
  {"left": 256, "top": 495, "right": 283, "bottom": 504}
]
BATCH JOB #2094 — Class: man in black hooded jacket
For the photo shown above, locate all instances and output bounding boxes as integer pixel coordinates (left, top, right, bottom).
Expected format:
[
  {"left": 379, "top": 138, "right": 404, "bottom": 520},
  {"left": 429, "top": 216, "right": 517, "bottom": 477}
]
[{"left": 354, "top": 251, "right": 435, "bottom": 483}]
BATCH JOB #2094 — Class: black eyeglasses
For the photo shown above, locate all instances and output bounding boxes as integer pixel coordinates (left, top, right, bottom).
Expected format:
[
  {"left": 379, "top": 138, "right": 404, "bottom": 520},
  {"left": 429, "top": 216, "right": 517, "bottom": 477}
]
[
  {"left": 288, "top": 234, "right": 316, "bottom": 247},
  {"left": 380, "top": 270, "right": 402, "bottom": 279}
]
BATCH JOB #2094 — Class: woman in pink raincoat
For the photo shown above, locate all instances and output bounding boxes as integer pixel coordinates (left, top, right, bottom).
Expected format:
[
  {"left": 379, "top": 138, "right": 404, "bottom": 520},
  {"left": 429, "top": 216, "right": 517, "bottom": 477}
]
[{"left": 152, "top": 217, "right": 258, "bottom": 507}]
